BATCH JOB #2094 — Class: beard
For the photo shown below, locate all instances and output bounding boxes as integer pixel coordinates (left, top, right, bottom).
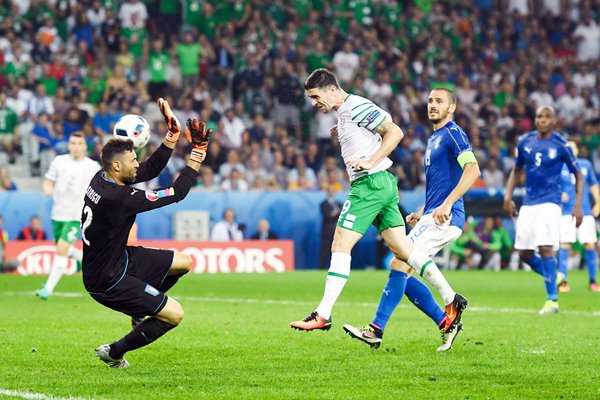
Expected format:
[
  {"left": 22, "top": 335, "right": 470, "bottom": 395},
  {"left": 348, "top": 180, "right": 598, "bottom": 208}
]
[
  {"left": 428, "top": 109, "right": 448, "bottom": 124},
  {"left": 122, "top": 174, "right": 136, "bottom": 185}
]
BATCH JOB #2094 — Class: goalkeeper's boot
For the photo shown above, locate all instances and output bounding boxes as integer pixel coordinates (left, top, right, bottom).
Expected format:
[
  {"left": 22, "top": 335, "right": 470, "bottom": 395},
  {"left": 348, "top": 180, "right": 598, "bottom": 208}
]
[
  {"left": 443, "top": 293, "right": 468, "bottom": 333},
  {"left": 290, "top": 311, "right": 331, "bottom": 331},
  {"left": 538, "top": 300, "right": 559, "bottom": 315},
  {"left": 35, "top": 287, "right": 49, "bottom": 300},
  {"left": 95, "top": 344, "right": 130, "bottom": 369},
  {"left": 438, "top": 322, "right": 463, "bottom": 352},
  {"left": 342, "top": 323, "right": 383, "bottom": 349}
]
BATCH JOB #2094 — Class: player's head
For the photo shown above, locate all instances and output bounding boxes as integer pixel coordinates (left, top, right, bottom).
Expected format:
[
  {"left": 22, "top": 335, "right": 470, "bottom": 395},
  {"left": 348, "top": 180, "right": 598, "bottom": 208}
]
[
  {"left": 68, "top": 132, "right": 87, "bottom": 160},
  {"left": 427, "top": 88, "right": 456, "bottom": 124},
  {"left": 534, "top": 106, "right": 556, "bottom": 134},
  {"left": 567, "top": 140, "right": 579, "bottom": 157},
  {"left": 101, "top": 139, "right": 139, "bottom": 185},
  {"left": 304, "top": 68, "right": 340, "bottom": 113}
]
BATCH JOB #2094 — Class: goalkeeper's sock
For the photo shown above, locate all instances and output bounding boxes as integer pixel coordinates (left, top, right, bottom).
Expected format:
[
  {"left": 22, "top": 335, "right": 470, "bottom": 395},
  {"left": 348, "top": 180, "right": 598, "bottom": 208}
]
[
  {"left": 557, "top": 248, "right": 569, "bottom": 277},
  {"left": 109, "top": 317, "right": 176, "bottom": 359},
  {"left": 524, "top": 254, "right": 545, "bottom": 277},
  {"left": 372, "top": 270, "right": 407, "bottom": 331},
  {"left": 405, "top": 276, "right": 445, "bottom": 326},
  {"left": 159, "top": 272, "right": 188, "bottom": 293}
]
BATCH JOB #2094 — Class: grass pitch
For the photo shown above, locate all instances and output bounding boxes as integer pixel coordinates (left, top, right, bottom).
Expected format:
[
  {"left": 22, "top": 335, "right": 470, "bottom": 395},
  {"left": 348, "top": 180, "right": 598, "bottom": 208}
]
[{"left": 1, "top": 270, "right": 599, "bottom": 400}]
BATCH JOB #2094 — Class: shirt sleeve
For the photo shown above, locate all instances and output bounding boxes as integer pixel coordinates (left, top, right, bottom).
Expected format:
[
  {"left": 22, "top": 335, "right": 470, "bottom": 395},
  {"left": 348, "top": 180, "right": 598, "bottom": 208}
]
[
  {"left": 562, "top": 142, "right": 579, "bottom": 175},
  {"left": 45, "top": 158, "right": 58, "bottom": 181},
  {"left": 134, "top": 143, "right": 173, "bottom": 183},
  {"left": 515, "top": 139, "right": 524, "bottom": 168},
  {"left": 585, "top": 161, "right": 598, "bottom": 186},
  {"left": 445, "top": 125, "right": 473, "bottom": 159},
  {"left": 351, "top": 102, "right": 388, "bottom": 131},
  {"left": 121, "top": 166, "right": 198, "bottom": 216}
]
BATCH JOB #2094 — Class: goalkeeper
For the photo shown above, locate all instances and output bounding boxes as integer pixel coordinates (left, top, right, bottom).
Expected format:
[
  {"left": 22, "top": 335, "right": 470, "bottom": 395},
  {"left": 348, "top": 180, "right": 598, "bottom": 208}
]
[{"left": 81, "top": 98, "right": 211, "bottom": 368}]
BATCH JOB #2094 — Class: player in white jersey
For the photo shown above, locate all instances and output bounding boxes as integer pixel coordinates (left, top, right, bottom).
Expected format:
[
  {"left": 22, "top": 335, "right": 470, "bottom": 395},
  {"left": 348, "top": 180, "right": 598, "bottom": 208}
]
[
  {"left": 290, "top": 69, "right": 467, "bottom": 335},
  {"left": 35, "top": 132, "right": 100, "bottom": 299}
]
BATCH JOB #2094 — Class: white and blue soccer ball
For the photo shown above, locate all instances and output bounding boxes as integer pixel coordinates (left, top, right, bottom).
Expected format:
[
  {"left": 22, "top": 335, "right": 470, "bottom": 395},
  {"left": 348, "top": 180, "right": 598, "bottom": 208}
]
[{"left": 113, "top": 114, "right": 151, "bottom": 149}]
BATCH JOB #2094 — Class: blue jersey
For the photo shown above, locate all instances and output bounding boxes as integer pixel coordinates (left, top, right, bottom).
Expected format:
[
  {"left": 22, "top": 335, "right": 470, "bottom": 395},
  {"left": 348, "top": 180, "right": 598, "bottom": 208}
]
[
  {"left": 515, "top": 131, "right": 578, "bottom": 206},
  {"left": 423, "top": 120, "right": 473, "bottom": 230},
  {"left": 561, "top": 158, "right": 598, "bottom": 216}
]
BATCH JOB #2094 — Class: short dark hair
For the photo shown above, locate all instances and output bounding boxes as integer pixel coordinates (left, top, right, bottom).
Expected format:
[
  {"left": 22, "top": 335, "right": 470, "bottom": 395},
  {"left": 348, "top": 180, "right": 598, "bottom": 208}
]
[
  {"left": 71, "top": 131, "right": 85, "bottom": 139},
  {"left": 304, "top": 68, "right": 340, "bottom": 90},
  {"left": 101, "top": 139, "right": 134, "bottom": 171},
  {"left": 432, "top": 87, "right": 457, "bottom": 105}
]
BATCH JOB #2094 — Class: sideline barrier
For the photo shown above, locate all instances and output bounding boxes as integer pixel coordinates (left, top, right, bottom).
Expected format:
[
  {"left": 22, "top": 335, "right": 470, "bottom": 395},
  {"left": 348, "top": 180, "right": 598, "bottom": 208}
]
[{"left": 5, "top": 240, "right": 294, "bottom": 275}]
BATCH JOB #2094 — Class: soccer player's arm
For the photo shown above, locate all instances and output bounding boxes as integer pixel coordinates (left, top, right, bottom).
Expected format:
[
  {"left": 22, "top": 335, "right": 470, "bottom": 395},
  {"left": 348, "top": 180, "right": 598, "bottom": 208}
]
[
  {"left": 441, "top": 134, "right": 481, "bottom": 208},
  {"left": 588, "top": 164, "right": 600, "bottom": 217},
  {"left": 504, "top": 140, "right": 525, "bottom": 217},
  {"left": 349, "top": 111, "right": 404, "bottom": 170},
  {"left": 42, "top": 159, "right": 57, "bottom": 196},
  {"left": 564, "top": 146, "right": 583, "bottom": 226}
]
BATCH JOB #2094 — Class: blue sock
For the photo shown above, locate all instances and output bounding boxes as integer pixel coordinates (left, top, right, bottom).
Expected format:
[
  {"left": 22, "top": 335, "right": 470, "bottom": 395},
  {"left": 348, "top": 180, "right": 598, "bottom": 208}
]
[
  {"left": 557, "top": 248, "right": 569, "bottom": 277},
  {"left": 372, "top": 270, "right": 407, "bottom": 331},
  {"left": 585, "top": 249, "right": 597, "bottom": 283},
  {"left": 542, "top": 256, "right": 558, "bottom": 301},
  {"left": 524, "top": 255, "right": 545, "bottom": 277},
  {"left": 404, "top": 276, "right": 445, "bottom": 327}
]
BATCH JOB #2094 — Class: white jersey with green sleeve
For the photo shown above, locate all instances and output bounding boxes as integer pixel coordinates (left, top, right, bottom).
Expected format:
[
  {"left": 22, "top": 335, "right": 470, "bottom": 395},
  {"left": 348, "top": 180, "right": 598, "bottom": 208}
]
[
  {"left": 45, "top": 155, "right": 100, "bottom": 221},
  {"left": 336, "top": 94, "right": 393, "bottom": 182}
]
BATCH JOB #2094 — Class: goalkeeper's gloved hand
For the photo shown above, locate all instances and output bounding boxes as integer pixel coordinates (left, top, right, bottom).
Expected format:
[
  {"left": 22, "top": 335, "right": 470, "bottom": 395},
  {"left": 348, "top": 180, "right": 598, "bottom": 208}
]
[
  {"left": 185, "top": 118, "right": 212, "bottom": 163},
  {"left": 157, "top": 97, "right": 181, "bottom": 143}
]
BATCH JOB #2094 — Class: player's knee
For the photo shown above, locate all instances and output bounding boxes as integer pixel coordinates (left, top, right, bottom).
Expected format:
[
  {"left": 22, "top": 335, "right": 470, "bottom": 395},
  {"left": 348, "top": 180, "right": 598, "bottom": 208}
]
[
  {"left": 168, "top": 306, "right": 185, "bottom": 325},
  {"left": 172, "top": 252, "right": 192, "bottom": 274}
]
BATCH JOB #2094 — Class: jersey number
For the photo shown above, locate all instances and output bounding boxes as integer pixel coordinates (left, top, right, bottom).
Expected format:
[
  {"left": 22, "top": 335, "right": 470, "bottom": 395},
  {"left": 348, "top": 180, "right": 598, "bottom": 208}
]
[
  {"left": 534, "top": 152, "right": 542, "bottom": 167},
  {"left": 81, "top": 205, "right": 93, "bottom": 246}
]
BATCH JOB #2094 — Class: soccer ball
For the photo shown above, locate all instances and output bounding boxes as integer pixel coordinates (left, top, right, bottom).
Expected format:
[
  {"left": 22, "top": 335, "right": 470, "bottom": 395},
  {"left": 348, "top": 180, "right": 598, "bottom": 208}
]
[{"left": 113, "top": 114, "right": 151, "bottom": 149}]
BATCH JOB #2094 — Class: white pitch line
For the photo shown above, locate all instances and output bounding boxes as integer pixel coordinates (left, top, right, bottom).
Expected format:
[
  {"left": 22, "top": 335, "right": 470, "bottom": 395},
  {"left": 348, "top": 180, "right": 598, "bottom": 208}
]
[
  {"left": 5, "top": 291, "right": 600, "bottom": 317},
  {"left": 0, "top": 389, "right": 87, "bottom": 400}
]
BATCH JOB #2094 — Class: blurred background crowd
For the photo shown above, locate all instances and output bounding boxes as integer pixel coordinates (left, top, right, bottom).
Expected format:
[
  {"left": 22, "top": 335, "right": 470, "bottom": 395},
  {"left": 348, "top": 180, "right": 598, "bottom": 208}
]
[{"left": 0, "top": 0, "right": 599, "bottom": 194}]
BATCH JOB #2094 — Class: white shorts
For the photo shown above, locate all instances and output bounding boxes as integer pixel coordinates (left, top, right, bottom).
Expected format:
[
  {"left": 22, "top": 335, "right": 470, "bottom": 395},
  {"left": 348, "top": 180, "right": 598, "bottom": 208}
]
[
  {"left": 407, "top": 214, "right": 463, "bottom": 257},
  {"left": 515, "top": 203, "right": 561, "bottom": 250},
  {"left": 560, "top": 215, "right": 598, "bottom": 244}
]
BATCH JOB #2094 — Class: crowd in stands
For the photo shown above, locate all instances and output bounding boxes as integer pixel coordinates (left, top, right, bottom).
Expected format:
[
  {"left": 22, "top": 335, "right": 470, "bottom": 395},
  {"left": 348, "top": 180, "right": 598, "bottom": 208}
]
[{"left": 0, "top": 0, "right": 600, "bottom": 194}]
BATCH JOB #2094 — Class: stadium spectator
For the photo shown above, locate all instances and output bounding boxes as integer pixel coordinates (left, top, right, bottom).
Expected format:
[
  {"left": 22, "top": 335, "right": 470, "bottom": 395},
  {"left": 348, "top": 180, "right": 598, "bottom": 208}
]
[
  {"left": 481, "top": 157, "right": 505, "bottom": 188},
  {"left": 0, "top": 165, "right": 17, "bottom": 190},
  {"left": 210, "top": 208, "right": 243, "bottom": 241},
  {"left": 250, "top": 219, "right": 279, "bottom": 240},
  {"left": 0, "top": 92, "right": 19, "bottom": 163},
  {"left": 17, "top": 215, "right": 47, "bottom": 240}
]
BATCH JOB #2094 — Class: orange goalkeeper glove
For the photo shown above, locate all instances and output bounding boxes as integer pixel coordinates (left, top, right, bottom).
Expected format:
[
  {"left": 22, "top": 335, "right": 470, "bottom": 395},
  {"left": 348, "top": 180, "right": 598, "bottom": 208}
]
[
  {"left": 185, "top": 118, "right": 212, "bottom": 163},
  {"left": 157, "top": 97, "right": 181, "bottom": 143}
]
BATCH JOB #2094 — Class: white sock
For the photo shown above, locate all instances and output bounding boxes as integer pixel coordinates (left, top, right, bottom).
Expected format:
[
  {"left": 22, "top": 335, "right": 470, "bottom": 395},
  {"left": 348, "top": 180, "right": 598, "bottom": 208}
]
[
  {"left": 45, "top": 255, "right": 68, "bottom": 294},
  {"left": 315, "top": 252, "right": 351, "bottom": 319},
  {"left": 407, "top": 248, "right": 456, "bottom": 305},
  {"left": 68, "top": 246, "right": 82, "bottom": 263}
]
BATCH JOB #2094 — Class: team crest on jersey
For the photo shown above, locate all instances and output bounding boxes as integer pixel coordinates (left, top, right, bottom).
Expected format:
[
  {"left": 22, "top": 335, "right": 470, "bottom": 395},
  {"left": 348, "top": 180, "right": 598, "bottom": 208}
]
[
  {"left": 145, "top": 188, "right": 175, "bottom": 201},
  {"left": 548, "top": 148, "right": 557, "bottom": 159}
]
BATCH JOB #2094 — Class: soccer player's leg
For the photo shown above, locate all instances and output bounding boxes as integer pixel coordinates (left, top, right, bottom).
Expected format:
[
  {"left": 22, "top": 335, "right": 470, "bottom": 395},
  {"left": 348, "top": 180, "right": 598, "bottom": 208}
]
[
  {"left": 291, "top": 175, "right": 381, "bottom": 331},
  {"left": 535, "top": 204, "right": 561, "bottom": 315},
  {"left": 514, "top": 206, "right": 546, "bottom": 277},
  {"left": 159, "top": 251, "right": 192, "bottom": 293},
  {"left": 37, "top": 221, "right": 78, "bottom": 299},
  {"left": 557, "top": 215, "right": 576, "bottom": 292},
  {"left": 578, "top": 217, "right": 599, "bottom": 291},
  {"left": 382, "top": 227, "right": 467, "bottom": 333}
]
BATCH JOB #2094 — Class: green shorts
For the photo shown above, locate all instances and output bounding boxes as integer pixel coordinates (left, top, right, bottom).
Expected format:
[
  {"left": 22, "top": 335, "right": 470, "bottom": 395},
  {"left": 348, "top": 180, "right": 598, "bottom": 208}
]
[
  {"left": 337, "top": 171, "right": 405, "bottom": 235},
  {"left": 52, "top": 220, "right": 81, "bottom": 244}
]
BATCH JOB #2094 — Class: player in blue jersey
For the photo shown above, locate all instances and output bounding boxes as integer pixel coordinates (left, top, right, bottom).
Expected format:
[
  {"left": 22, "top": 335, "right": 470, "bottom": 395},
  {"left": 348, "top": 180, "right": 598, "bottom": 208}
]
[
  {"left": 557, "top": 141, "right": 600, "bottom": 292},
  {"left": 343, "top": 88, "right": 480, "bottom": 351},
  {"left": 504, "top": 106, "right": 583, "bottom": 315}
]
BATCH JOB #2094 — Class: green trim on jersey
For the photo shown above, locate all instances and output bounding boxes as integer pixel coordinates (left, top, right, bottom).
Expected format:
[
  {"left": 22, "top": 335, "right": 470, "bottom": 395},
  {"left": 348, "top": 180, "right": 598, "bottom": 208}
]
[
  {"left": 351, "top": 101, "right": 371, "bottom": 111},
  {"left": 369, "top": 116, "right": 385, "bottom": 131},
  {"left": 337, "top": 171, "right": 405, "bottom": 235},
  {"left": 457, "top": 151, "right": 477, "bottom": 168},
  {"left": 52, "top": 220, "right": 81, "bottom": 245}
]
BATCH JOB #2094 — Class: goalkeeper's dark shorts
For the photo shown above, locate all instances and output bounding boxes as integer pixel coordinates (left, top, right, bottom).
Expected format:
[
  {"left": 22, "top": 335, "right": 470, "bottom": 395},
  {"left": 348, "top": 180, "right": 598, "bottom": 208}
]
[{"left": 89, "top": 246, "right": 175, "bottom": 319}]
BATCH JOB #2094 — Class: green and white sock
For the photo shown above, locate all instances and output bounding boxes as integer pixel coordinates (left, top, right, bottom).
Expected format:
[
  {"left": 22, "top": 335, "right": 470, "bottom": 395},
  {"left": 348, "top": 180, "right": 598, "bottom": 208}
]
[
  {"left": 315, "top": 252, "right": 351, "bottom": 319},
  {"left": 45, "top": 254, "right": 68, "bottom": 294},
  {"left": 407, "top": 248, "right": 455, "bottom": 305}
]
